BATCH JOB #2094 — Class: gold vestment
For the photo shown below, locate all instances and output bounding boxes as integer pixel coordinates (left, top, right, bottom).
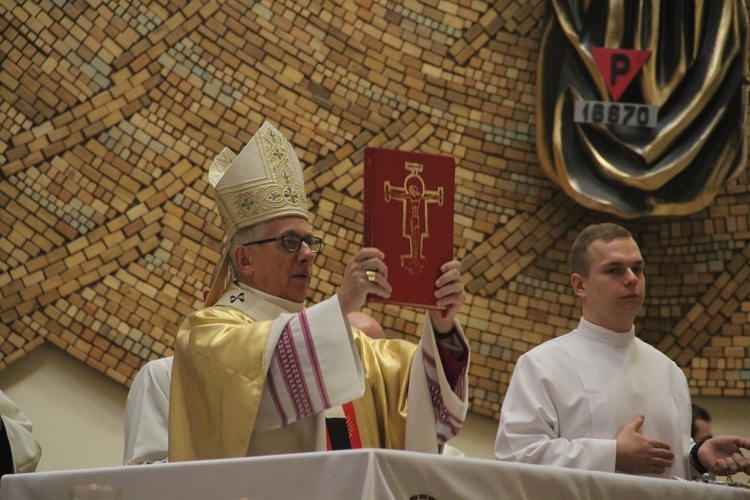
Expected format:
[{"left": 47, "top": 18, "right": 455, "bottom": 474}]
[{"left": 169, "top": 286, "right": 418, "bottom": 461}]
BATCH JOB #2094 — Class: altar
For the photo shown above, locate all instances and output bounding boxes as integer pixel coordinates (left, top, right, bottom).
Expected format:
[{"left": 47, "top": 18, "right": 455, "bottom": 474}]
[{"left": 1, "top": 448, "right": 747, "bottom": 499}]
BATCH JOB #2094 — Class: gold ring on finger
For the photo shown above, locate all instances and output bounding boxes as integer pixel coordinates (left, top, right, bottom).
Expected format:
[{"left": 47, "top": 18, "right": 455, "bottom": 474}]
[{"left": 366, "top": 270, "right": 377, "bottom": 282}]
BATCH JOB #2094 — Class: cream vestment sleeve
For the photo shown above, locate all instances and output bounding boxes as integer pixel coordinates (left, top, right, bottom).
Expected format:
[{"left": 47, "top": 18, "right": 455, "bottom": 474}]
[
  {"left": 0, "top": 390, "right": 41, "bottom": 473},
  {"left": 123, "top": 356, "right": 173, "bottom": 465}
]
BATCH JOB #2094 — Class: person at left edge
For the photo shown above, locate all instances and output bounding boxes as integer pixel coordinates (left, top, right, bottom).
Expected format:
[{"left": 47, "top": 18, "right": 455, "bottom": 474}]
[
  {"left": 168, "top": 121, "right": 470, "bottom": 461},
  {"left": 0, "top": 390, "right": 41, "bottom": 476}
]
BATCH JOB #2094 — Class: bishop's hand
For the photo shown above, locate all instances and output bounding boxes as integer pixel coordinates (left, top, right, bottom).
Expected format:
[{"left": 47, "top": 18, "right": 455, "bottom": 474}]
[
  {"left": 428, "top": 260, "right": 466, "bottom": 334},
  {"left": 338, "top": 248, "right": 391, "bottom": 316}
]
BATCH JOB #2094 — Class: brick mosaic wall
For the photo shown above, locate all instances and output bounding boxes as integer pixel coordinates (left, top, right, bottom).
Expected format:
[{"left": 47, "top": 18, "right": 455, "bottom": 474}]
[{"left": 1, "top": 0, "right": 748, "bottom": 421}]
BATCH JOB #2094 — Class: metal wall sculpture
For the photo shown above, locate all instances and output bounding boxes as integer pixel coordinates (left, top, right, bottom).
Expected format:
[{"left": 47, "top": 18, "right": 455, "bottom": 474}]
[{"left": 536, "top": 1, "right": 748, "bottom": 218}]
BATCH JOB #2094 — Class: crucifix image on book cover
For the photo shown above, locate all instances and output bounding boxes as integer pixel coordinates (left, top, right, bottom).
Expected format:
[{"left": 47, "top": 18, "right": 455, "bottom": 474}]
[{"left": 363, "top": 147, "right": 455, "bottom": 309}]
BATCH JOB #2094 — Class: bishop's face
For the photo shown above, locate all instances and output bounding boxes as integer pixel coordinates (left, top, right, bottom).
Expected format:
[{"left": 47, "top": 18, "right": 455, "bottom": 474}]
[
  {"left": 238, "top": 217, "right": 317, "bottom": 303},
  {"left": 572, "top": 237, "right": 645, "bottom": 333}
]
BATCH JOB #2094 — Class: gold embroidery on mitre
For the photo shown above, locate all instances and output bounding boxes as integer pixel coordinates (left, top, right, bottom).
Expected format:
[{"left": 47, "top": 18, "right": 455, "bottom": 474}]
[
  {"left": 230, "top": 125, "right": 306, "bottom": 219},
  {"left": 213, "top": 122, "right": 308, "bottom": 240}
]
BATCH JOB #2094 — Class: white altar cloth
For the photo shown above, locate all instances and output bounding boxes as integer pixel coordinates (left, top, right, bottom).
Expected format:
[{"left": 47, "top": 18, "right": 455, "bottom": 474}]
[{"left": 1, "top": 448, "right": 748, "bottom": 499}]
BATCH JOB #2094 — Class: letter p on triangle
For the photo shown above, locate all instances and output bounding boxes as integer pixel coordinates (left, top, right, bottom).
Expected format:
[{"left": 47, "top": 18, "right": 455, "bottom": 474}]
[{"left": 591, "top": 47, "right": 651, "bottom": 102}]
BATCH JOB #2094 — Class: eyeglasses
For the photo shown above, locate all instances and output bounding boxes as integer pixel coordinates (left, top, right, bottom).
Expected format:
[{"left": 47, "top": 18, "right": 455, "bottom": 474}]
[{"left": 243, "top": 234, "right": 323, "bottom": 253}]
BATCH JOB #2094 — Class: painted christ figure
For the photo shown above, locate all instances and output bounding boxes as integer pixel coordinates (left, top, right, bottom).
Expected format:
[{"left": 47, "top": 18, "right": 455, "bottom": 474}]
[{"left": 384, "top": 162, "right": 444, "bottom": 274}]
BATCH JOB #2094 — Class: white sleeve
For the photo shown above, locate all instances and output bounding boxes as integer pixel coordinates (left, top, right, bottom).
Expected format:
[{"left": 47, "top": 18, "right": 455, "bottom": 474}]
[
  {"left": 405, "top": 313, "right": 469, "bottom": 453},
  {"left": 494, "top": 353, "right": 616, "bottom": 472},
  {"left": 123, "top": 357, "right": 172, "bottom": 465},
  {"left": 257, "top": 296, "right": 365, "bottom": 431},
  {"left": 0, "top": 390, "right": 41, "bottom": 473}
]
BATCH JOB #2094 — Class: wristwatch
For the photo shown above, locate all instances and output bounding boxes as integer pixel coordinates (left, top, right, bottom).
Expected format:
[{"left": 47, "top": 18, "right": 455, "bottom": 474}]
[{"left": 690, "top": 439, "right": 709, "bottom": 475}]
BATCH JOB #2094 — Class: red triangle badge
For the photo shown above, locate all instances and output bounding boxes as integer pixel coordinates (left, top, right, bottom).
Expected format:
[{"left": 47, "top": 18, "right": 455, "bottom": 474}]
[{"left": 591, "top": 47, "right": 651, "bottom": 102}]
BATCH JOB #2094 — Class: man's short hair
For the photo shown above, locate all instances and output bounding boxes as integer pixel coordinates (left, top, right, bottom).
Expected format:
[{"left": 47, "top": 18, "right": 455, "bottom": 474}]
[
  {"left": 569, "top": 223, "right": 633, "bottom": 277},
  {"left": 691, "top": 403, "right": 712, "bottom": 441},
  {"left": 692, "top": 403, "right": 712, "bottom": 422},
  {"left": 229, "top": 223, "right": 267, "bottom": 278}
]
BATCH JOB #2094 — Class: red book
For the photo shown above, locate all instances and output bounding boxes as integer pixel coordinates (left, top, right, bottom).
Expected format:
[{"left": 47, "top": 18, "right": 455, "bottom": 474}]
[{"left": 363, "top": 147, "right": 455, "bottom": 309}]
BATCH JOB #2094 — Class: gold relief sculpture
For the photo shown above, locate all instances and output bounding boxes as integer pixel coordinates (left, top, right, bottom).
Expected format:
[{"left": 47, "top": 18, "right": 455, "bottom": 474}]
[
  {"left": 537, "top": 1, "right": 748, "bottom": 218},
  {"left": 384, "top": 162, "right": 444, "bottom": 275}
]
